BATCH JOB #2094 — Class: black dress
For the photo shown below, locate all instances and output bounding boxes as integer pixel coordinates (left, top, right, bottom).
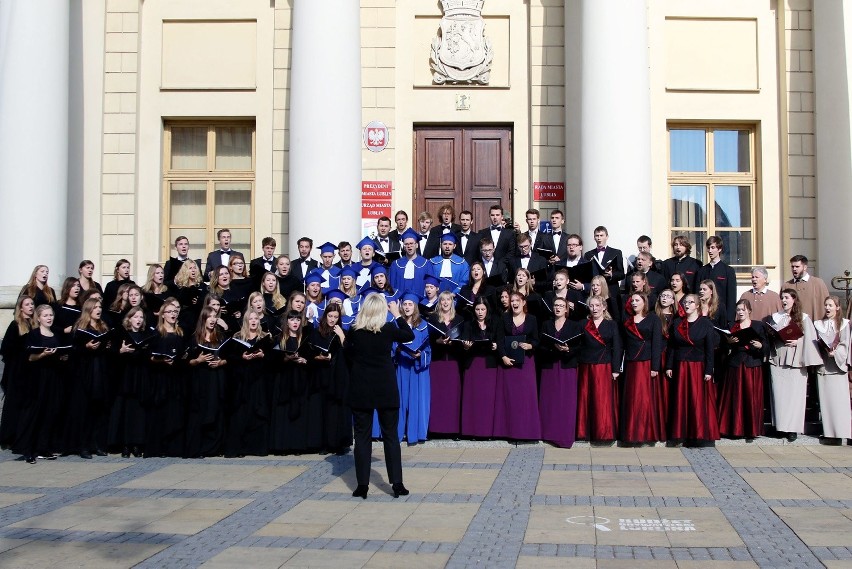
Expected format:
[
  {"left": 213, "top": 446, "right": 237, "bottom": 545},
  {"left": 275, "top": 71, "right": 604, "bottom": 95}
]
[
  {"left": 13, "top": 330, "right": 67, "bottom": 458},
  {"left": 222, "top": 335, "right": 271, "bottom": 457},
  {"left": 108, "top": 330, "right": 153, "bottom": 452},
  {"left": 269, "top": 334, "right": 312, "bottom": 454},
  {"left": 184, "top": 339, "right": 227, "bottom": 457},
  {"left": 307, "top": 328, "right": 352, "bottom": 454},
  {"left": 66, "top": 326, "right": 113, "bottom": 455},
  {"left": 0, "top": 322, "right": 30, "bottom": 448},
  {"left": 103, "top": 278, "right": 135, "bottom": 312},
  {"left": 146, "top": 332, "right": 187, "bottom": 457}
]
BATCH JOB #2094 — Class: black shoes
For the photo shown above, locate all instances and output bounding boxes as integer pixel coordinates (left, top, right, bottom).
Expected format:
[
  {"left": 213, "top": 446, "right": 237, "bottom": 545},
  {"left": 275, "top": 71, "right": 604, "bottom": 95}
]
[
  {"left": 121, "top": 447, "right": 130, "bottom": 458},
  {"left": 131, "top": 446, "right": 142, "bottom": 458},
  {"left": 785, "top": 432, "right": 798, "bottom": 442},
  {"left": 392, "top": 483, "right": 410, "bottom": 498},
  {"left": 25, "top": 456, "right": 36, "bottom": 464},
  {"left": 95, "top": 449, "right": 108, "bottom": 457},
  {"left": 80, "top": 452, "right": 92, "bottom": 459},
  {"left": 352, "top": 485, "right": 368, "bottom": 499}
]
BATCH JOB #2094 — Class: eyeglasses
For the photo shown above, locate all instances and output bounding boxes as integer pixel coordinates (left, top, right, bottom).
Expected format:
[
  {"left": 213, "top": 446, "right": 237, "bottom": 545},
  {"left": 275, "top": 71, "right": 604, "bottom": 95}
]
[
  {"left": 163, "top": 309, "right": 179, "bottom": 314},
  {"left": 567, "top": 243, "right": 580, "bottom": 247}
]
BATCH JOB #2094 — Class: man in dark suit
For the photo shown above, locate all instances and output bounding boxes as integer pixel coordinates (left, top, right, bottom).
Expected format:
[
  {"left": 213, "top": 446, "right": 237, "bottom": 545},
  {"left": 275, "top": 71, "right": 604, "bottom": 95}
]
[
  {"left": 418, "top": 211, "right": 441, "bottom": 259},
  {"left": 508, "top": 233, "right": 549, "bottom": 290},
  {"left": 291, "top": 236, "right": 318, "bottom": 281},
  {"left": 204, "top": 228, "right": 242, "bottom": 282},
  {"left": 547, "top": 210, "right": 569, "bottom": 266},
  {"left": 249, "top": 236, "right": 278, "bottom": 287},
  {"left": 583, "top": 225, "right": 625, "bottom": 288},
  {"left": 695, "top": 235, "right": 738, "bottom": 322},
  {"left": 374, "top": 216, "right": 401, "bottom": 265},
  {"left": 624, "top": 251, "right": 666, "bottom": 299},
  {"left": 661, "top": 235, "right": 702, "bottom": 293},
  {"left": 433, "top": 203, "right": 462, "bottom": 235},
  {"left": 454, "top": 209, "right": 482, "bottom": 264},
  {"left": 518, "top": 208, "right": 555, "bottom": 257},
  {"left": 164, "top": 235, "right": 202, "bottom": 284},
  {"left": 480, "top": 204, "right": 517, "bottom": 262},
  {"left": 478, "top": 237, "right": 509, "bottom": 286},
  {"left": 387, "top": 210, "right": 409, "bottom": 244}
]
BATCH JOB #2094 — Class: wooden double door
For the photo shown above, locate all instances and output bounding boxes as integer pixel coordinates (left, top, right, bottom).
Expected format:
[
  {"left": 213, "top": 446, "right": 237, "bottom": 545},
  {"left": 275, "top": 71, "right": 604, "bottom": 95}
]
[{"left": 414, "top": 126, "right": 512, "bottom": 231}]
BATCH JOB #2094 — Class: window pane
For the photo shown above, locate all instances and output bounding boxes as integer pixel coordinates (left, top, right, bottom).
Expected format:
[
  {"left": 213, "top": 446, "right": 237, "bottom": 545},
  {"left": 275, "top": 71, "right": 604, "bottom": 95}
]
[
  {"left": 670, "top": 129, "right": 706, "bottom": 172},
  {"left": 169, "top": 182, "right": 207, "bottom": 225},
  {"left": 717, "top": 230, "right": 752, "bottom": 266},
  {"left": 714, "top": 130, "right": 750, "bottom": 172},
  {"left": 671, "top": 230, "right": 708, "bottom": 266},
  {"left": 171, "top": 127, "right": 207, "bottom": 170},
  {"left": 214, "top": 182, "right": 252, "bottom": 226},
  {"left": 715, "top": 185, "right": 751, "bottom": 227},
  {"left": 215, "top": 126, "right": 253, "bottom": 170},
  {"left": 671, "top": 185, "right": 708, "bottom": 228}
]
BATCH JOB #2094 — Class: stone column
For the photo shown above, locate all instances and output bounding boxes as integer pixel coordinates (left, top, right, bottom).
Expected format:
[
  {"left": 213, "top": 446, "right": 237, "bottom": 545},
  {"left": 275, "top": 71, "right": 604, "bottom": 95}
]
[
  {"left": 814, "top": 2, "right": 852, "bottom": 283},
  {"left": 288, "top": 1, "right": 362, "bottom": 253},
  {"left": 565, "top": 0, "right": 652, "bottom": 247},
  {"left": 0, "top": 1, "right": 70, "bottom": 293}
]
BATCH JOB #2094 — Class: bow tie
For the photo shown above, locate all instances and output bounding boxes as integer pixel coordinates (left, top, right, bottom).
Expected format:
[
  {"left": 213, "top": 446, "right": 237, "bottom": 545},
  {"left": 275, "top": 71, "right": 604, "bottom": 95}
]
[
  {"left": 490, "top": 225, "right": 501, "bottom": 231},
  {"left": 419, "top": 234, "right": 428, "bottom": 240},
  {"left": 220, "top": 250, "right": 232, "bottom": 254},
  {"left": 379, "top": 238, "right": 388, "bottom": 242},
  {"left": 521, "top": 254, "right": 530, "bottom": 259},
  {"left": 552, "top": 231, "right": 561, "bottom": 236},
  {"left": 442, "top": 224, "right": 451, "bottom": 230},
  {"left": 597, "top": 246, "right": 605, "bottom": 252}
]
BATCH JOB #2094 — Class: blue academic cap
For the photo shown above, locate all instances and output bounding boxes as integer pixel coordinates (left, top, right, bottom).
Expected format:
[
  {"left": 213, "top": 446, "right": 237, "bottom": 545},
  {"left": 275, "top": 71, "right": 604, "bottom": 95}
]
[
  {"left": 338, "top": 266, "right": 359, "bottom": 279},
  {"left": 325, "top": 288, "right": 347, "bottom": 302},
  {"left": 316, "top": 242, "right": 337, "bottom": 254},
  {"left": 400, "top": 291, "right": 421, "bottom": 304},
  {"left": 356, "top": 236, "right": 377, "bottom": 250},
  {"left": 303, "top": 269, "right": 325, "bottom": 285},
  {"left": 439, "top": 232, "right": 457, "bottom": 243},
  {"left": 370, "top": 264, "right": 388, "bottom": 277},
  {"left": 358, "top": 286, "right": 381, "bottom": 297},
  {"left": 400, "top": 228, "right": 420, "bottom": 243},
  {"left": 423, "top": 274, "right": 441, "bottom": 287}
]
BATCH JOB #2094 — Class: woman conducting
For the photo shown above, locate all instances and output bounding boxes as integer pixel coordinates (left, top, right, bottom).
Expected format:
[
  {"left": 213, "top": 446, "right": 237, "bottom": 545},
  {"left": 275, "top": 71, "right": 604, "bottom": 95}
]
[{"left": 345, "top": 293, "right": 413, "bottom": 499}]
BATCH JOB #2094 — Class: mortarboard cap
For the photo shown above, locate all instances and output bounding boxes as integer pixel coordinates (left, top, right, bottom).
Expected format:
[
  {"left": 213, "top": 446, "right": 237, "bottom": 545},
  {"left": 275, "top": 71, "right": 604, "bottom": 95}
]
[
  {"left": 440, "top": 232, "right": 457, "bottom": 243},
  {"left": 400, "top": 228, "right": 420, "bottom": 243},
  {"left": 316, "top": 242, "right": 337, "bottom": 254},
  {"left": 356, "top": 236, "right": 377, "bottom": 251}
]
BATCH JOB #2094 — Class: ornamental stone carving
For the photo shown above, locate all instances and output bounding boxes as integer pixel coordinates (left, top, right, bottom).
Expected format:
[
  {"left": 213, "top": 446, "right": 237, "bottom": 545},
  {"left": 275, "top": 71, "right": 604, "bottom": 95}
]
[{"left": 430, "top": 0, "right": 493, "bottom": 85}]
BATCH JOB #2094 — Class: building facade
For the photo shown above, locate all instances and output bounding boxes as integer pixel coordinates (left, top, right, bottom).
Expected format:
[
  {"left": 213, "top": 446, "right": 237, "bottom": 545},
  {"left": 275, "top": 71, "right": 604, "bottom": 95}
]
[{"left": 0, "top": 0, "right": 849, "bottom": 305}]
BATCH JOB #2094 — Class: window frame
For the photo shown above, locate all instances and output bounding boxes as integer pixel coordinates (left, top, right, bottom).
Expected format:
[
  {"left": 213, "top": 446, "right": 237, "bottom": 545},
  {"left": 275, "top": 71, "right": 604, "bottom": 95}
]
[
  {"left": 162, "top": 121, "right": 256, "bottom": 260},
  {"left": 667, "top": 123, "right": 760, "bottom": 274}
]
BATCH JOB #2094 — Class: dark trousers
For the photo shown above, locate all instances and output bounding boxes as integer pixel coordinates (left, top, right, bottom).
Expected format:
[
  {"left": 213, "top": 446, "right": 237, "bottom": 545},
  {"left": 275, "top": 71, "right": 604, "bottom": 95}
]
[{"left": 352, "top": 407, "right": 402, "bottom": 486}]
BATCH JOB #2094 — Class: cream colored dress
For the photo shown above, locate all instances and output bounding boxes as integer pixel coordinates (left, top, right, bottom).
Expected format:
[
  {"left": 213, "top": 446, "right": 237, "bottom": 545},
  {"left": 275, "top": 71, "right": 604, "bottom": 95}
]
[
  {"left": 768, "top": 312, "right": 821, "bottom": 433},
  {"left": 813, "top": 318, "right": 852, "bottom": 439}
]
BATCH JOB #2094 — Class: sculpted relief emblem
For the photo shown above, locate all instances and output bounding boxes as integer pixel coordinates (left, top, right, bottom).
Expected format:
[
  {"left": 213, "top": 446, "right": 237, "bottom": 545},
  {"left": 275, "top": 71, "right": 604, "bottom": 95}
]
[{"left": 430, "top": 0, "right": 493, "bottom": 85}]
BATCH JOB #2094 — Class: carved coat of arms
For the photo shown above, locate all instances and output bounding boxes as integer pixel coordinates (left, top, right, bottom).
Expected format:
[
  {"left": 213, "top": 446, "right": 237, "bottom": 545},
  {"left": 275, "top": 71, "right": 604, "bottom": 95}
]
[{"left": 430, "top": 0, "right": 493, "bottom": 85}]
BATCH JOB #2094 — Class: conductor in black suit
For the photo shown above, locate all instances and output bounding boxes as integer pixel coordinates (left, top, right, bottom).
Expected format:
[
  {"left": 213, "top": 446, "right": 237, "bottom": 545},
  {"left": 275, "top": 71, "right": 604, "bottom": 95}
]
[
  {"left": 204, "top": 228, "right": 241, "bottom": 282},
  {"left": 583, "top": 225, "right": 625, "bottom": 287},
  {"left": 345, "top": 293, "right": 413, "bottom": 500},
  {"left": 454, "top": 210, "right": 482, "bottom": 264},
  {"left": 164, "top": 235, "right": 202, "bottom": 285}
]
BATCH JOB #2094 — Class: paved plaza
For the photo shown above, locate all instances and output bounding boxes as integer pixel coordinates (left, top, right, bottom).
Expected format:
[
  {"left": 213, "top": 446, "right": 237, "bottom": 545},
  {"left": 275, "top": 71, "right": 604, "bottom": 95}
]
[{"left": 0, "top": 439, "right": 851, "bottom": 568}]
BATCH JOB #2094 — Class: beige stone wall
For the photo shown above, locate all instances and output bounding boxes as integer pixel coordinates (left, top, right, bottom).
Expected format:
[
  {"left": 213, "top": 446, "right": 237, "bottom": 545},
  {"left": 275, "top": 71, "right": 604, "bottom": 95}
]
[
  {"left": 784, "top": 0, "right": 817, "bottom": 267},
  {"left": 273, "top": 2, "right": 292, "bottom": 247},
  {"left": 100, "top": 0, "right": 140, "bottom": 280},
  {"left": 360, "top": 0, "right": 397, "bottom": 200},
  {"left": 529, "top": 0, "right": 566, "bottom": 219}
]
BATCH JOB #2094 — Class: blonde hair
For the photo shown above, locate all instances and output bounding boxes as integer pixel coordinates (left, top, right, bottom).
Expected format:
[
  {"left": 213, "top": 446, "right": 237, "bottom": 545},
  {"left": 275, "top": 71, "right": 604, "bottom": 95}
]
[
  {"left": 34, "top": 304, "right": 54, "bottom": 330},
  {"left": 587, "top": 295, "right": 612, "bottom": 321},
  {"left": 174, "top": 259, "right": 202, "bottom": 288},
  {"left": 21, "top": 265, "right": 56, "bottom": 304},
  {"left": 13, "top": 296, "right": 35, "bottom": 335},
  {"left": 353, "top": 294, "right": 389, "bottom": 333},
  {"left": 142, "top": 264, "right": 168, "bottom": 294},
  {"left": 699, "top": 279, "right": 719, "bottom": 319},
  {"left": 260, "top": 272, "right": 286, "bottom": 309},
  {"left": 122, "top": 306, "right": 147, "bottom": 331},
  {"left": 74, "top": 298, "right": 108, "bottom": 333},
  {"left": 591, "top": 275, "right": 610, "bottom": 301},
  {"left": 247, "top": 291, "right": 265, "bottom": 314},
  {"left": 236, "top": 310, "right": 269, "bottom": 341},
  {"left": 209, "top": 266, "right": 231, "bottom": 296},
  {"left": 156, "top": 298, "right": 183, "bottom": 337},
  {"left": 512, "top": 268, "right": 535, "bottom": 297},
  {"left": 436, "top": 291, "right": 457, "bottom": 322}
]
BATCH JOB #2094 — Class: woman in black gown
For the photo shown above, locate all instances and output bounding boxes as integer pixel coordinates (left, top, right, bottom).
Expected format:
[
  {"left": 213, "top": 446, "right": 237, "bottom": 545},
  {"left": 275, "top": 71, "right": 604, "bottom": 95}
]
[
  {"left": 269, "top": 311, "right": 311, "bottom": 454},
  {"left": 146, "top": 298, "right": 187, "bottom": 457},
  {"left": 185, "top": 307, "right": 228, "bottom": 458},
  {"left": 308, "top": 303, "right": 350, "bottom": 454},
  {"left": 0, "top": 296, "right": 36, "bottom": 449}
]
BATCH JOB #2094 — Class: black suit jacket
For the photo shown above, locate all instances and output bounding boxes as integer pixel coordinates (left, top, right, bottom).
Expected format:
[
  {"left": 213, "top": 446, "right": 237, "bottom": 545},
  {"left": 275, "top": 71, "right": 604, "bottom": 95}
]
[
  {"left": 421, "top": 231, "right": 441, "bottom": 259},
  {"left": 528, "top": 231, "right": 556, "bottom": 257},
  {"left": 480, "top": 227, "right": 517, "bottom": 262},
  {"left": 344, "top": 317, "right": 414, "bottom": 409},
  {"left": 583, "top": 246, "right": 625, "bottom": 286},
  {"left": 204, "top": 249, "right": 242, "bottom": 282},
  {"left": 374, "top": 235, "right": 401, "bottom": 254},
  {"left": 549, "top": 231, "right": 570, "bottom": 264},
  {"left": 291, "top": 257, "right": 318, "bottom": 281},
  {"left": 455, "top": 230, "right": 483, "bottom": 264},
  {"left": 249, "top": 256, "right": 277, "bottom": 287},
  {"left": 508, "top": 253, "right": 549, "bottom": 286},
  {"left": 481, "top": 257, "right": 509, "bottom": 286}
]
